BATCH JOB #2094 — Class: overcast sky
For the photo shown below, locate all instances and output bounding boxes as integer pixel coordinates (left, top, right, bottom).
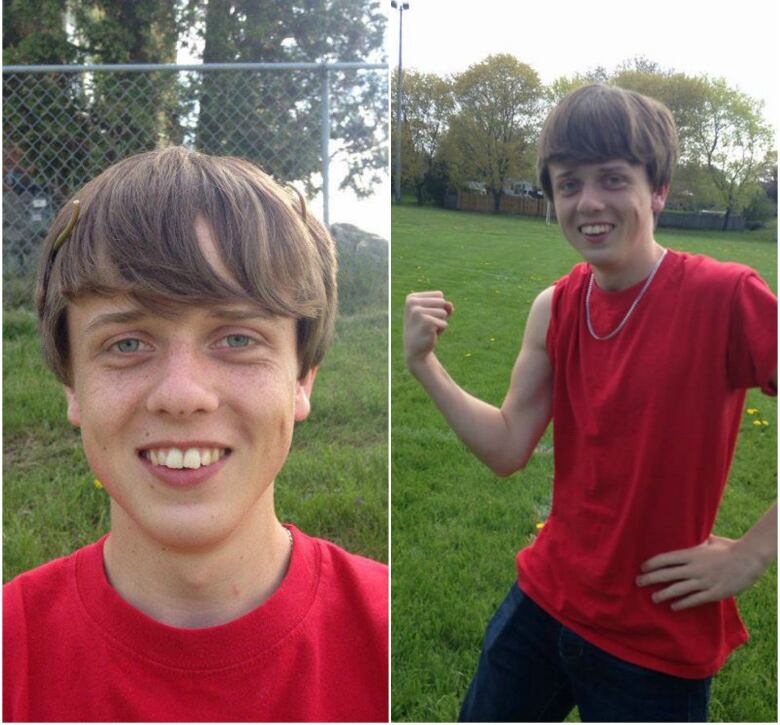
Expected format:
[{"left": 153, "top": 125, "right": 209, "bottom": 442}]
[{"left": 388, "top": 0, "right": 778, "bottom": 133}]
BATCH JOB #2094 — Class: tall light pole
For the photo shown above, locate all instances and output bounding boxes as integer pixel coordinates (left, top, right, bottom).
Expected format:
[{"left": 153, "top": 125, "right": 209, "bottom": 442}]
[{"left": 391, "top": 1, "right": 409, "bottom": 204}]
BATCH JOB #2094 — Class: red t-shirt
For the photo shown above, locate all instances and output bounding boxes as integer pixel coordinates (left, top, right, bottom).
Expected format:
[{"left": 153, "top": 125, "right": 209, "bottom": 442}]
[
  {"left": 517, "top": 249, "right": 777, "bottom": 679},
  {"left": 4, "top": 525, "right": 388, "bottom": 722}
]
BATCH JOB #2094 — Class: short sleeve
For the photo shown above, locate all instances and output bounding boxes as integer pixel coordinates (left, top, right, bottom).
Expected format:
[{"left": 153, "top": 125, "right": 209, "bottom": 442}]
[{"left": 727, "top": 272, "right": 777, "bottom": 395}]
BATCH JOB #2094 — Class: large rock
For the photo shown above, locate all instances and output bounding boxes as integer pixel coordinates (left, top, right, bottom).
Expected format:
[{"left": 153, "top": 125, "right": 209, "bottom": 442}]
[{"left": 329, "top": 223, "right": 387, "bottom": 262}]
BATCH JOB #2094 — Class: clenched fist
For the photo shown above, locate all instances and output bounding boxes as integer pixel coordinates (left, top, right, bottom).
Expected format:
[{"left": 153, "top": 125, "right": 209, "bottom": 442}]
[{"left": 404, "top": 291, "right": 454, "bottom": 371}]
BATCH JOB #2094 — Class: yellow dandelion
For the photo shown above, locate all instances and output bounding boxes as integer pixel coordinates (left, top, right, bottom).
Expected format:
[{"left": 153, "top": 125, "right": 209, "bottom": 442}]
[
  {"left": 490, "top": 337, "right": 495, "bottom": 342},
  {"left": 93, "top": 479, "right": 104, "bottom": 489},
  {"left": 747, "top": 408, "right": 759, "bottom": 415},
  {"left": 752, "top": 420, "right": 763, "bottom": 426},
  {"left": 536, "top": 522, "right": 545, "bottom": 529},
  {"left": 761, "top": 420, "right": 769, "bottom": 426},
  {"left": 465, "top": 352, "right": 472, "bottom": 357}
]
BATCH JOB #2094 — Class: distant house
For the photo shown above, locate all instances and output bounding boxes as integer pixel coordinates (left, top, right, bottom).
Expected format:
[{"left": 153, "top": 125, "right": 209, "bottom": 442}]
[
  {"left": 464, "top": 181, "right": 487, "bottom": 195},
  {"left": 504, "top": 179, "right": 544, "bottom": 199},
  {"left": 666, "top": 189, "right": 694, "bottom": 211}
]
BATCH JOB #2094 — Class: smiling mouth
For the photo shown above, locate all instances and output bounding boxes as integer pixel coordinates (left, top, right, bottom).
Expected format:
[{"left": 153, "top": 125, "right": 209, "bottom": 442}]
[
  {"left": 579, "top": 223, "right": 614, "bottom": 235},
  {"left": 140, "top": 447, "right": 231, "bottom": 470}
]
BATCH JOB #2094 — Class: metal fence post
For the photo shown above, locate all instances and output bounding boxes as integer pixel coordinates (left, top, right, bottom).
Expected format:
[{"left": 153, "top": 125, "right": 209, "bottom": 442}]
[{"left": 321, "top": 64, "right": 330, "bottom": 228}]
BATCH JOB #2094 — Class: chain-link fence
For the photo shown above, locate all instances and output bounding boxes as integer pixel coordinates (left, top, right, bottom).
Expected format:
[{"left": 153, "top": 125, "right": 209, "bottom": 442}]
[{"left": 2, "top": 61, "right": 387, "bottom": 284}]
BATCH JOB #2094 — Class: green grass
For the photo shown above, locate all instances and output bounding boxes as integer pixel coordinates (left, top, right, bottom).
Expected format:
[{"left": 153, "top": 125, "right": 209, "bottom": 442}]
[
  {"left": 3, "top": 252, "right": 388, "bottom": 580},
  {"left": 391, "top": 205, "right": 777, "bottom": 722}
]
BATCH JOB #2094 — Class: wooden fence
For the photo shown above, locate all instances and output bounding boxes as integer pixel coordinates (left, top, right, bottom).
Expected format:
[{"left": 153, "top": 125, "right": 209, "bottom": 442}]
[
  {"left": 449, "top": 191, "right": 745, "bottom": 231},
  {"left": 455, "top": 191, "right": 549, "bottom": 217},
  {"left": 658, "top": 210, "right": 745, "bottom": 231}
]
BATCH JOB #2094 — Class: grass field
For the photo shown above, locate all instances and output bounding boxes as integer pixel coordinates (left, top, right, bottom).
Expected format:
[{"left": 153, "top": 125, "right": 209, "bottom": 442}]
[
  {"left": 3, "top": 245, "right": 388, "bottom": 582},
  {"left": 391, "top": 204, "right": 777, "bottom": 722}
]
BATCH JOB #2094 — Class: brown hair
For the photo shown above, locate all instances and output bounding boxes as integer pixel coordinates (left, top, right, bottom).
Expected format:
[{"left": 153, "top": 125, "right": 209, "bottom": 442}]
[
  {"left": 537, "top": 84, "right": 679, "bottom": 200},
  {"left": 35, "top": 147, "right": 337, "bottom": 384}
]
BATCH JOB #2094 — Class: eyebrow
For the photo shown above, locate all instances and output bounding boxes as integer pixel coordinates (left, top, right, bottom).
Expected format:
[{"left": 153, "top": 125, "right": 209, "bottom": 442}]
[
  {"left": 552, "top": 163, "right": 630, "bottom": 179},
  {"left": 551, "top": 168, "right": 575, "bottom": 180},
  {"left": 81, "top": 305, "right": 275, "bottom": 337},
  {"left": 82, "top": 309, "right": 150, "bottom": 337},
  {"left": 597, "top": 164, "right": 630, "bottom": 174},
  {"left": 206, "top": 307, "right": 274, "bottom": 322}
]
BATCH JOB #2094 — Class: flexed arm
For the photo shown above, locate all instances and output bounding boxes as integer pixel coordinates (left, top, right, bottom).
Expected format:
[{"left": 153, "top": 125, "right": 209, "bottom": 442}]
[{"left": 404, "top": 287, "right": 554, "bottom": 476}]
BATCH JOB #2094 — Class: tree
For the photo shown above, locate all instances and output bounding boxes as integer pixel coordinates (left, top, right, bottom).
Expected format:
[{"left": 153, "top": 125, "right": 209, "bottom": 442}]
[
  {"left": 3, "top": 0, "right": 77, "bottom": 65},
  {"left": 610, "top": 68, "right": 711, "bottom": 164},
  {"left": 72, "top": 0, "right": 187, "bottom": 165},
  {"left": 73, "top": 1, "right": 179, "bottom": 64},
  {"left": 391, "top": 68, "right": 454, "bottom": 204},
  {"left": 546, "top": 66, "right": 609, "bottom": 105},
  {"left": 4, "top": 1, "right": 386, "bottom": 204},
  {"left": 761, "top": 151, "right": 777, "bottom": 205},
  {"left": 688, "top": 78, "right": 774, "bottom": 229},
  {"left": 445, "top": 54, "right": 542, "bottom": 211},
  {"left": 196, "top": 0, "right": 386, "bottom": 197},
  {"left": 4, "top": 0, "right": 190, "bottom": 206}
]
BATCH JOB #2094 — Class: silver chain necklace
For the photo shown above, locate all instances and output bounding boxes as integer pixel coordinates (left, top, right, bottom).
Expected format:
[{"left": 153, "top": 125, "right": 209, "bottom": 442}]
[{"left": 586, "top": 249, "right": 668, "bottom": 341}]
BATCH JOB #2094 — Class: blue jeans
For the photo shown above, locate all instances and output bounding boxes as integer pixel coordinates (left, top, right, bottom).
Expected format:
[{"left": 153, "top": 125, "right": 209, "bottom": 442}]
[{"left": 459, "top": 584, "right": 711, "bottom": 722}]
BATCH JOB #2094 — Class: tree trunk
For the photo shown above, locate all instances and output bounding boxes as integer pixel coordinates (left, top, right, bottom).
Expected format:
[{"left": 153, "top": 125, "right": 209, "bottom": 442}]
[
  {"left": 722, "top": 207, "right": 731, "bottom": 231},
  {"left": 197, "top": 0, "right": 234, "bottom": 154},
  {"left": 492, "top": 189, "right": 502, "bottom": 212}
]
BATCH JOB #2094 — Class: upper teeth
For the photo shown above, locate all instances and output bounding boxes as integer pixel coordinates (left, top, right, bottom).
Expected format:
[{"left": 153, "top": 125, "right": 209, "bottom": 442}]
[
  {"left": 144, "top": 447, "right": 227, "bottom": 470},
  {"left": 581, "top": 224, "right": 612, "bottom": 235}
]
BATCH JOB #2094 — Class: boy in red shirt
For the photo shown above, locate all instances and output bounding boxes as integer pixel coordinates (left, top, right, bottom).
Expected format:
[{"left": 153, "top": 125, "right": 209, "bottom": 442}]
[
  {"left": 404, "top": 84, "right": 776, "bottom": 721},
  {"left": 4, "top": 147, "right": 388, "bottom": 722}
]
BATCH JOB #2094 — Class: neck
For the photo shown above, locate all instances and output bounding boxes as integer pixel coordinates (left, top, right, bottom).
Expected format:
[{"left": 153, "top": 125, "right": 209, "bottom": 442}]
[
  {"left": 592, "top": 240, "right": 665, "bottom": 292},
  {"left": 103, "top": 494, "right": 291, "bottom": 629}
]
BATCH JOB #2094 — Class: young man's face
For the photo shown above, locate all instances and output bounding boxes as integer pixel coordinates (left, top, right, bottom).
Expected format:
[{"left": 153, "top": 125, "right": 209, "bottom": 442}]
[
  {"left": 548, "top": 159, "right": 668, "bottom": 271},
  {"left": 63, "top": 222, "right": 315, "bottom": 552}
]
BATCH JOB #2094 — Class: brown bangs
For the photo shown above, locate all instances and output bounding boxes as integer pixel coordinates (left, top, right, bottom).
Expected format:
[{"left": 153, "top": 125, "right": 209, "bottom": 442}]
[
  {"left": 36, "top": 147, "right": 337, "bottom": 384},
  {"left": 537, "top": 84, "right": 679, "bottom": 200}
]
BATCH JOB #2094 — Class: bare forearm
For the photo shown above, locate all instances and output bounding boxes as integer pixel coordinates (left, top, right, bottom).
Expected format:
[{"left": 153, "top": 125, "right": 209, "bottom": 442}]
[
  {"left": 403, "top": 288, "right": 553, "bottom": 476},
  {"left": 736, "top": 502, "right": 777, "bottom": 571},
  {"left": 408, "top": 354, "right": 537, "bottom": 475}
]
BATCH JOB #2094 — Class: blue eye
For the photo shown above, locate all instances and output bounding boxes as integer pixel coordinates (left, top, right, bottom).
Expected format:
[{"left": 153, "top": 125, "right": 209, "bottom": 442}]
[
  {"left": 604, "top": 175, "right": 625, "bottom": 188},
  {"left": 558, "top": 180, "right": 578, "bottom": 194},
  {"left": 114, "top": 339, "right": 141, "bottom": 353},
  {"left": 224, "top": 334, "right": 252, "bottom": 348}
]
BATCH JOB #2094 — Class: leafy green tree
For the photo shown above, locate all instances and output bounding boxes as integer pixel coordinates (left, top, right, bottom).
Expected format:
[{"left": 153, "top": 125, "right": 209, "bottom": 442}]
[
  {"left": 445, "top": 54, "right": 543, "bottom": 211},
  {"left": 4, "top": 0, "right": 187, "bottom": 206},
  {"left": 546, "top": 66, "right": 608, "bottom": 105},
  {"left": 72, "top": 0, "right": 187, "bottom": 167},
  {"left": 73, "top": 1, "right": 179, "bottom": 63},
  {"left": 392, "top": 68, "right": 454, "bottom": 204},
  {"left": 689, "top": 78, "right": 774, "bottom": 229},
  {"left": 761, "top": 151, "right": 777, "bottom": 205},
  {"left": 4, "top": 0, "right": 385, "bottom": 204},
  {"left": 3, "top": 0, "right": 77, "bottom": 65},
  {"left": 610, "top": 69, "right": 711, "bottom": 163},
  {"left": 196, "top": 0, "right": 386, "bottom": 196}
]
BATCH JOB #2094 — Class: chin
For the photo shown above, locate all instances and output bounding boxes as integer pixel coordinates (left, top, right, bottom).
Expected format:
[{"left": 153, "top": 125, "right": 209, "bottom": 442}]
[{"left": 134, "top": 506, "right": 247, "bottom": 553}]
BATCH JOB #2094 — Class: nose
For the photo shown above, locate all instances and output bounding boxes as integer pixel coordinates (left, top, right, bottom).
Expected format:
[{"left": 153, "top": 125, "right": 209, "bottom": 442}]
[
  {"left": 576, "top": 181, "right": 606, "bottom": 214},
  {"left": 145, "top": 343, "right": 219, "bottom": 417}
]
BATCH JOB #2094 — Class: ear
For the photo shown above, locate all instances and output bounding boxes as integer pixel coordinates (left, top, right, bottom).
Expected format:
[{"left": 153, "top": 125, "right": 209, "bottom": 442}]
[
  {"left": 64, "top": 387, "right": 81, "bottom": 427},
  {"left": 294, "top": 368, "right": 318, "bottom": 422},
  {"left": 651, "top": 185, "right": 669, "bottom": 214}
]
